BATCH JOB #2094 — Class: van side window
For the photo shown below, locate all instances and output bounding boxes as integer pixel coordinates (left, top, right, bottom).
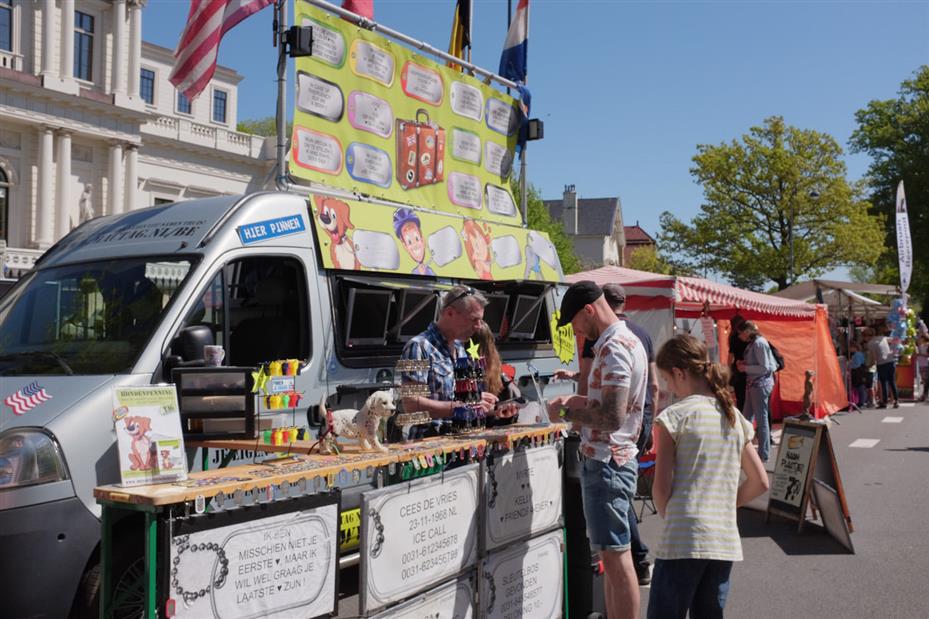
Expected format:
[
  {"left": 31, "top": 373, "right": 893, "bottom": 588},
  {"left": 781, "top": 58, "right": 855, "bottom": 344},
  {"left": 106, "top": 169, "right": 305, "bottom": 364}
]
[
  {"left": 227, "top": 257, "right": 308, "bottom": 366},
  {"left": 177, "top": 257, "right": 308, "bottom": 367}
]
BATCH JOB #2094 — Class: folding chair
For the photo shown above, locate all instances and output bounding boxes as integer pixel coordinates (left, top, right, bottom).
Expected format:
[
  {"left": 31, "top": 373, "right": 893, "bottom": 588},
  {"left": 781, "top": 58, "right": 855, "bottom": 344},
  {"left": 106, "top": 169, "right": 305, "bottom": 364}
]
[{"left": 635, "top": 452, "right": 657, "bottom": 522}]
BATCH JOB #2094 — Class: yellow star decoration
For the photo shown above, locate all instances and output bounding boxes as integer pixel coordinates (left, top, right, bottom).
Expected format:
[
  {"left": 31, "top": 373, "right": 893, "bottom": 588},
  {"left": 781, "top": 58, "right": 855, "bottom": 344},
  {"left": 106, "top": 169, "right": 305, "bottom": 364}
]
[
  {"left": 550, "top": 311, "right": 576, "bottom": 365},
  {"left": 251, "top": 366, "right": 268, "bottom": 393},
  {"left": 467, "top": 338, "right": 481, "bottom": 360}
]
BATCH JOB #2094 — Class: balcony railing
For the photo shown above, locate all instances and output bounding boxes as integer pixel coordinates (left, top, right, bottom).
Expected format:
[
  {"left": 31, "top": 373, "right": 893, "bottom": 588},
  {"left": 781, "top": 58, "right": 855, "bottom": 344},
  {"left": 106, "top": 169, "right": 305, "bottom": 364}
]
[
  {"left": 142, "top": 116, "right": 270, "bottom": 159},
  {"left": 0, "top": 243, "right": 42, "bottom": 279}
]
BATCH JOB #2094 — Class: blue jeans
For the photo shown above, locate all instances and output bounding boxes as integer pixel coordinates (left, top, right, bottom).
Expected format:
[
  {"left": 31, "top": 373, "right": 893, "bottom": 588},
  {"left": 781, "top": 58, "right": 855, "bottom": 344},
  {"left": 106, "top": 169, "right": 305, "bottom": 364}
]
[
  {"left": 876, "top": 362, "right": 898, "bottom": 405},
  {"left": 581, "top": 458, "right": 637, "bottom": 552},
  {"left": 743, "top": 380, "right": 772, "bottom": 462},
  {"left": 647, "top": 558, "right": 733, "bottom": 619}
]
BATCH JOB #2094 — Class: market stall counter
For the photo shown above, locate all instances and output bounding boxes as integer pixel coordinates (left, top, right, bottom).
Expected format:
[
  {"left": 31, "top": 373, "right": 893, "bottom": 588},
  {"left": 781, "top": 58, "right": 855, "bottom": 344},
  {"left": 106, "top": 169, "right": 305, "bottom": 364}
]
[{"left": 94, "top": 423, "right": 568, "bottom": 618}]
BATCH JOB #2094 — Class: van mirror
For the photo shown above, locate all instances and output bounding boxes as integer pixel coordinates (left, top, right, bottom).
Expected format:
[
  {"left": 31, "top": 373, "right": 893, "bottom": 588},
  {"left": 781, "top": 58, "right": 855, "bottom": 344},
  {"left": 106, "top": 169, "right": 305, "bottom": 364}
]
[
  {"left": 172, "top": 325, "right": 214, "bottom": 362},
  {"left": 162, "top": 355, "right": 182, "bottom": 382}
]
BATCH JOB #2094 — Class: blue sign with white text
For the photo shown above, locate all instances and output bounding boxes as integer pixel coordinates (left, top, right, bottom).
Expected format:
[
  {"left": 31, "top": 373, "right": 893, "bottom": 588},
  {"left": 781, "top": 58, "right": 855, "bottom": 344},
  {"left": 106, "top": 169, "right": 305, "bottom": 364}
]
[{"left": 238, "top": 214, "right": 306, "bottom": 245}]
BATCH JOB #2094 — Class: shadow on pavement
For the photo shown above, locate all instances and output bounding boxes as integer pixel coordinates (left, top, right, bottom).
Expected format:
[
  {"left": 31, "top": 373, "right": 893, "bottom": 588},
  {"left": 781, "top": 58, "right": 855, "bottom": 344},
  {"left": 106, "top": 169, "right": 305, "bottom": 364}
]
[
  {"left": 736, "top": 507, "right": 851, "bottom": 555},
  {"left": 884, "top": 446, "right": 929, "bottom": 453}
]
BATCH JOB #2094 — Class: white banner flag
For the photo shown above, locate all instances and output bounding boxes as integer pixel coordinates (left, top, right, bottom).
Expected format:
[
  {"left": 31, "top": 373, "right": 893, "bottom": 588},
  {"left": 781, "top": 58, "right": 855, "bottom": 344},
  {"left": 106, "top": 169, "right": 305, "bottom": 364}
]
[{"left": 896, "top": 180, "right": 913, "bottom": 293}]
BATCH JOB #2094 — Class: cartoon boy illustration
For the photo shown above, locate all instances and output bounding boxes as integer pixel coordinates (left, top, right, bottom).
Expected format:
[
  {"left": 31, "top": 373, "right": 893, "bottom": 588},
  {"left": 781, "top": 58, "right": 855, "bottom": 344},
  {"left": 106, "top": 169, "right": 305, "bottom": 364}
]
[
  {"left": 393, "top": 207, "right": 435, "bottom": 275},
  {"left": 462, "top": 219, "right": 493, "bottom": 280}
]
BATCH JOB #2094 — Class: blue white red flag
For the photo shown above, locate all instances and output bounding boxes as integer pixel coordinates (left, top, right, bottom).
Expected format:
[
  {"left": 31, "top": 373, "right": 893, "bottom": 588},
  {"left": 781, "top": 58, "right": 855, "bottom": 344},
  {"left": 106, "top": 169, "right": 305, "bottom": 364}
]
[{"left": 499, "top": 0, "right": 528, "bottom": 83}]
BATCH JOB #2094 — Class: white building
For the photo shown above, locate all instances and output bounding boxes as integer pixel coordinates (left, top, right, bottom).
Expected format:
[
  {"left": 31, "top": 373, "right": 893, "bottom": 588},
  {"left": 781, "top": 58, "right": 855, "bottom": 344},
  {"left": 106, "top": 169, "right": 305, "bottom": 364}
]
[{"left": 0, "top": 0, "right": 274, "bottom": 279}]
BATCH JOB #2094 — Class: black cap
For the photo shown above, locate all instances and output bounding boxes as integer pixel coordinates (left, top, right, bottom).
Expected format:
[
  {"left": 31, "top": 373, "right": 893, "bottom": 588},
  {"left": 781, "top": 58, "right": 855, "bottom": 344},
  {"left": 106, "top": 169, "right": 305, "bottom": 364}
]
[
  {"left": 558, "top": 281, "right": 603, "bottom": 326},
  {"left": 602, "top": 283, "right": 626, "bottom": 308}
]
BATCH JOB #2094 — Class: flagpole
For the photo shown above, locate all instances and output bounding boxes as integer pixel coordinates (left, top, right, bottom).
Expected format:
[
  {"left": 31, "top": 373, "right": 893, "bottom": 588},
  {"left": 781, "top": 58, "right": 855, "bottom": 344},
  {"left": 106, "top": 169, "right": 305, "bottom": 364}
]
[{"left": 275, "top": 0, "right": 288, "bottom": 190}]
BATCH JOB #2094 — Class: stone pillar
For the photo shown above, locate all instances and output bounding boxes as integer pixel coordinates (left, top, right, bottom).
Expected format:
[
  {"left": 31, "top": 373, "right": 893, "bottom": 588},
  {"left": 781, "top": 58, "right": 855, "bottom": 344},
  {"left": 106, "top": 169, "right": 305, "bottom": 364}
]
[
  {"left": 55, "top": 131, "right": 72, "bottom": 239},
  {"left": 41, "top": 0, "right": 57, "bottom": 78},
  {"left": 60, "top": 0, "right": 75, "bottom": 80},
  {"left": 127, "top": 2, "right": 143, "bottom": 98},
  {"left": 108, "top": 143, "right": 124, "bottom": 216},
  {"left": 35, "top": 127, "right": 56, "bottom": 248},
  {"left": 124, "top": 144, "right": 138, "bottom": 211},
  {"left": 112, "top": 0, "right": 127, "bottom": 95}
]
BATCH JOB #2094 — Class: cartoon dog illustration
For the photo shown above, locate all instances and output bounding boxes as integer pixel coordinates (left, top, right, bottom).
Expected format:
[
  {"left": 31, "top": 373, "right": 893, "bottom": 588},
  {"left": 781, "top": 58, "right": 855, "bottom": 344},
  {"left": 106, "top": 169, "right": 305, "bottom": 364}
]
[
  {"left": 318, "top": 390, "right": 396, "bottom": 453},
  {"left": 316, "top": 196, "right": 360, "bottom": 270},
  {"left": 123, "top": 416, "right": 156, "bottom": 471},
  {"left": 160, "top": 450, "right": 175, "bottom": 471}
]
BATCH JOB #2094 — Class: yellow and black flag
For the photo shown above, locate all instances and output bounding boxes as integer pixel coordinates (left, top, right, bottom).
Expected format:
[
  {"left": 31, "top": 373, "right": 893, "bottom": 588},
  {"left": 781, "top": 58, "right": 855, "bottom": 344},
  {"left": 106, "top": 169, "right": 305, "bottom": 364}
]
[{"left": 447, "top": 0, "right": 472, "bottom": 71}]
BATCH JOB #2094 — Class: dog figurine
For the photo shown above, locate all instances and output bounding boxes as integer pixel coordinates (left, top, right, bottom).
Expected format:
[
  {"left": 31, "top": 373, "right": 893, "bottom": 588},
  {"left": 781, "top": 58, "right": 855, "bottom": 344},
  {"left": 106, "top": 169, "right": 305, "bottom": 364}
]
[
  {"left": 124, "top": 416, "right": 156, "bottom": 471},
  {"left": 319, "top": 390, "right": 396, "bottom": 453},
  {"left": 316, "top": 196, "right": 360, "bottom": 270}
]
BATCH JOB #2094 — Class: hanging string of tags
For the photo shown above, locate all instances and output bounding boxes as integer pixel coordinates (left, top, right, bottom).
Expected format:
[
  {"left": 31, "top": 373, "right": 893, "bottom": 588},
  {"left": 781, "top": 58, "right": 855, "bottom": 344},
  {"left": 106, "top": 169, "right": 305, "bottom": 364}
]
[{"left": 251, "top": 359, "right": 304, "bottom": 410}]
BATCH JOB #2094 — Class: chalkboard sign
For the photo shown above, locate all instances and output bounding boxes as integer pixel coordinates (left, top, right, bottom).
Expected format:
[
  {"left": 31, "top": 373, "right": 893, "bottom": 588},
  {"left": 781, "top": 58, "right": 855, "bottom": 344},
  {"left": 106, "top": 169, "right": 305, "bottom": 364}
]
[{"left": 767, "top": 419, "right": 853, "bottom": 541}]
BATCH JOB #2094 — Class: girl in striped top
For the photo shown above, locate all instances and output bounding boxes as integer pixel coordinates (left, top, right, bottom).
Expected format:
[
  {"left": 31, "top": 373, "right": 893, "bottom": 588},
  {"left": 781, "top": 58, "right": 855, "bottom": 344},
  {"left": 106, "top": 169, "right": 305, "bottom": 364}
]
[{"left": 647, "top": 334, "right": 769, "bottom": 619}]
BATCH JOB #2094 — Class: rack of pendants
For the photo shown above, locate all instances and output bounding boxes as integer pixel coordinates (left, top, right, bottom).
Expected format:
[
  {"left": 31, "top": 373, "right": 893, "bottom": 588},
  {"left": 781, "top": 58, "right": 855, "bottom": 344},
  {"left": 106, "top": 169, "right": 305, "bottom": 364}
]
[
  {"left": 451, "top": 352, "right": 489, "bottom": 432},
  {"left": 393, "top": 359, "right": 433, "bottom": 429},
  {"left": 251, "top": 358, "right": 307, "bottom": 447}
]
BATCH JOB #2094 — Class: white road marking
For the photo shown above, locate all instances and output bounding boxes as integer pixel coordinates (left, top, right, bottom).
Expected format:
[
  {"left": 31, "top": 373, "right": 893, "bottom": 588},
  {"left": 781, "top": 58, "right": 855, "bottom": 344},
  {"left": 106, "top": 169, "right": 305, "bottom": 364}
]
[
  {"left": 882, "top": 417, "right": 904, "bottom": 423},
  {"left": 849, "top": 438, "right": 880, "bottom": 448},
  {"left": 898, "top": 402, "right": 915, "bottom": 408}
]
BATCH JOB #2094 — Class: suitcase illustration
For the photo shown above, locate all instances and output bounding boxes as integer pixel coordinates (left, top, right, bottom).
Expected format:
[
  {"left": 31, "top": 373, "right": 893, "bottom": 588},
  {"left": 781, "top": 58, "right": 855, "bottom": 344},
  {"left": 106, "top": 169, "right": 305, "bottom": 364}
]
[{"left": 396, "top": 109, "right": 445, "bottom": 190}]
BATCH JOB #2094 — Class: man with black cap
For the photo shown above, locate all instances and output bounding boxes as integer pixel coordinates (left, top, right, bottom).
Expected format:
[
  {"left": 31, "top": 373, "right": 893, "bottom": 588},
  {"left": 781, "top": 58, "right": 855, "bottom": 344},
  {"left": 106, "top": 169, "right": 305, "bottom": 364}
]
[{"left": 548, "top": 281, "right": 648, "bottom": 619}]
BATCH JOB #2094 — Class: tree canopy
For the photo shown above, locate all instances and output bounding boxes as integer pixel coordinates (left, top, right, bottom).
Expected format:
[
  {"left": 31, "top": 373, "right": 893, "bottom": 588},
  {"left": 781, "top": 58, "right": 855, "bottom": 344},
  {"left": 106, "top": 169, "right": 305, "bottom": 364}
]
[
  {"left": 850, "top": 65, "right": 929, "bottom": 304},
  {"left": 658, "top": 116, "right": 884, "bottom": 291},
  {"left": 237, "top": 116, "right": 291, "bottom": 137}
]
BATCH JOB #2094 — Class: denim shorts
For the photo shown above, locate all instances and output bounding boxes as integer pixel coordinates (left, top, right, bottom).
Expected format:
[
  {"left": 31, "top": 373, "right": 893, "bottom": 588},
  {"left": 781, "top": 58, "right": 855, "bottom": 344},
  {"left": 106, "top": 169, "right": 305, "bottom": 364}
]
[{"left": 580, "top": 457, "right": 637, "bottom": 552}]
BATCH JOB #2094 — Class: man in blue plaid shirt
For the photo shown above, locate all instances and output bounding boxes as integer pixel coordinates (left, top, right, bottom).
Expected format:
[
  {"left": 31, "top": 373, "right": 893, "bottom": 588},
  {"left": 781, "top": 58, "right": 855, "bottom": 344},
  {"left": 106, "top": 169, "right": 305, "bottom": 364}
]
[{"left": 400, "top": 286, "right": 516, "bottom": 421}]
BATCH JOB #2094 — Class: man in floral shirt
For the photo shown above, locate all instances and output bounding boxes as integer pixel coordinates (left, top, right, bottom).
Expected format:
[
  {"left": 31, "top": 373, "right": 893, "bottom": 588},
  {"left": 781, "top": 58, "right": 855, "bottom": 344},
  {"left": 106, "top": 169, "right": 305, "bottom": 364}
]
[{"left": 548, "top": 281, "right": 647, "bottom": 619}]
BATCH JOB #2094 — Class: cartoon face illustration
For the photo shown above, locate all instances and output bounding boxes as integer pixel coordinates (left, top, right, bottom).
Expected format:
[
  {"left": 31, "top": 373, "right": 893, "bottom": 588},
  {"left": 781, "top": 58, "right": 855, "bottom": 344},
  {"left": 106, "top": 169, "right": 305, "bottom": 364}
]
[
  {"left": 401, "top": 223, "right": 425, "bottom": 263},
  {"left": 393, "top": 207, "right": 434, "bottom": 275},
  {"left": 315, "top": 196, "right": 359, "bottom": 270},
  {"left": 462, "top": 219, "right": 493, "bottom": 280}
]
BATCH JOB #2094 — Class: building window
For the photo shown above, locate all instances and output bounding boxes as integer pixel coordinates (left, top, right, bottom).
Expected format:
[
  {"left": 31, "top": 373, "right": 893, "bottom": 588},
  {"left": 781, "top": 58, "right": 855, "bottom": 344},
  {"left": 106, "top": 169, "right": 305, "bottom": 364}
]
[
  {"left": 140, "top": 68, "right": 155, "bottom": 104},
  {"left": 177, "top": 91, "right": 191, "bottom": 115},
  {"left": 0, "top": 1, "right": 12, "bottom": 53},
  {"left": 212, "top": 90, "right": 227, "bottom": 124},
  {"left": 0, "top": 167, "right": 9, "bottom": 243},
  {"left": 74, "top": 11, "right": 94, "bottom": 81}
]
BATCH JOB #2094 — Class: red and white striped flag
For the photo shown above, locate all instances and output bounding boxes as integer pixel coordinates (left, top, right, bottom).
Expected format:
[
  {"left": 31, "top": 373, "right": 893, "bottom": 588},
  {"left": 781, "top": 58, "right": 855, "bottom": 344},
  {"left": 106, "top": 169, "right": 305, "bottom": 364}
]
[{"left": 170, "top": 0, "right": 275, "bottom": 101}]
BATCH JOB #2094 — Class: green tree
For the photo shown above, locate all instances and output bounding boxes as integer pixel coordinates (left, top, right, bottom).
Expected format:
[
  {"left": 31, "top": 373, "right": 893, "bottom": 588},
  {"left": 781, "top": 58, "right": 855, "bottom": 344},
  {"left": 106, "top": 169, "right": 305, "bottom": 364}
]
[
  {"left": 850, "top": 65, "right": 929, "bottom": 303},
  {"left": 237, "top": 116, "right": 291, "bottom": 137},
  {"left": 626, "top": 245, "right": 674, "bottom": 275},
  {"left": 659, "top": 116, "right": 884, "bottom": 291}
]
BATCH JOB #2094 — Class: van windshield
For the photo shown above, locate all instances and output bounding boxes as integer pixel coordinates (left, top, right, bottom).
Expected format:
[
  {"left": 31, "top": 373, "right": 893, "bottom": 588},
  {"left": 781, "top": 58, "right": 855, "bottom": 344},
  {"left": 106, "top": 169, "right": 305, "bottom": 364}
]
[{"left": 0, "top": 258, "right": 194, "bottom": 375}]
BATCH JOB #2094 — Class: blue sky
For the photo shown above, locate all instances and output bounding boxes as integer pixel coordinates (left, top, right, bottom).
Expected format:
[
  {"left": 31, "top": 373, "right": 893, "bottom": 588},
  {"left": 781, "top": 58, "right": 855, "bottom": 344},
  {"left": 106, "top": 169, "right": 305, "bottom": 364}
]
[{"left": 144, "top": 0, "right": 929, "bottom": 277}]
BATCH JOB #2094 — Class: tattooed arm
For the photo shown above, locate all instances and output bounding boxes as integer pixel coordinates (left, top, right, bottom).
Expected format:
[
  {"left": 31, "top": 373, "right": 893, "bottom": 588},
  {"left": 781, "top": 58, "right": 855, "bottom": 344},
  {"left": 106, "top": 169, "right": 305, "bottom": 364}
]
[{"left": 561, "top": 384, "right": 630, "bottom": 432}]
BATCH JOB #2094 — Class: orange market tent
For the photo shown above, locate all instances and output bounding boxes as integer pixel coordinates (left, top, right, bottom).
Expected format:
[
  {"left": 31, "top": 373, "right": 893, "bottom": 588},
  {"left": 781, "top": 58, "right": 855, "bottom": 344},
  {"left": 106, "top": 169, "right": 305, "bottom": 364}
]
[{"left": 567, "top": 266, "right": 847, "bottom": 419}]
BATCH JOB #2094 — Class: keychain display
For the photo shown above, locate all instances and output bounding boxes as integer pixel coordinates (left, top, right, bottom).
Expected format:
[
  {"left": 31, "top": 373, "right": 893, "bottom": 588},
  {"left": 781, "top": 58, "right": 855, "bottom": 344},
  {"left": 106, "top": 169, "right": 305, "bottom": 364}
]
[{"left": 452, "top": 355, "right": 487, "bottom": 431}]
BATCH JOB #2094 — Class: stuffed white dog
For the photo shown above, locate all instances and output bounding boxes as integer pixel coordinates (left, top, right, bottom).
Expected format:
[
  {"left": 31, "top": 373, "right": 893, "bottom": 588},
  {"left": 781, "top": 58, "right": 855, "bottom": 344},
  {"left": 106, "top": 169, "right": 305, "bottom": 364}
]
[{"left": 319, "top": 390, "right": 396, "bottom": 453}]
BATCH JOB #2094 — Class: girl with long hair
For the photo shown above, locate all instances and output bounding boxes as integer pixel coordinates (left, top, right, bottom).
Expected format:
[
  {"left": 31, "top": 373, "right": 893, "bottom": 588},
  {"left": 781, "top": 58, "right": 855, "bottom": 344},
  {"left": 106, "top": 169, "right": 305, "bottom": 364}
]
[
  {"left": 472, "top": 322, "right": 520, "bottom": 422},
  {"left": 648, "top": 334, "right": 768, "bottom": 619}
]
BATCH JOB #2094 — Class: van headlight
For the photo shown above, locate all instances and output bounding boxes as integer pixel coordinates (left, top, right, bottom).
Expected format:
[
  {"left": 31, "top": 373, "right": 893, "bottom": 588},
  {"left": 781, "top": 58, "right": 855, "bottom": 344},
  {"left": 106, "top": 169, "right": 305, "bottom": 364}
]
[{"left": 0, "top": 429, "right": 70, "bottom": 489}]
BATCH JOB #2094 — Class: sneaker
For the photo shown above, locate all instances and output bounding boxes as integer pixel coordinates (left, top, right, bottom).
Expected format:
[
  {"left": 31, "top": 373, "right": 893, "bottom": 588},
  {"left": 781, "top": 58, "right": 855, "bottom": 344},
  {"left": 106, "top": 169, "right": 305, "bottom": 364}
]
[
  {"left": 635, "top": 560, "right": 651, "bottom": 586},
  {"left": 893, "top": 402, "right": 899, "bottom": 409}
]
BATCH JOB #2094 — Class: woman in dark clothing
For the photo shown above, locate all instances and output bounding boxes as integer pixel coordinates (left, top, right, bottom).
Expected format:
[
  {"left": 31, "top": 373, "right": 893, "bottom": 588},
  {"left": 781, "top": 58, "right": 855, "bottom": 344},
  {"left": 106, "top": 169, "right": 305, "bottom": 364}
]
[
  {"left": 472, "top": 322, "right": 521, "bottom": 424},
  {"left": 728, "top": 314, "right": 749, "bottom": 412}
]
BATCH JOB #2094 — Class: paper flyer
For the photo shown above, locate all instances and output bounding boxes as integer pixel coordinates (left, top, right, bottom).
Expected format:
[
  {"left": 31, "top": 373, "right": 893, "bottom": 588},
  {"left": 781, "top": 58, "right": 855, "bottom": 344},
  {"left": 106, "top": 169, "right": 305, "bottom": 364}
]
[{"left": 112, "top": 385, "right": 188, "bottom": 486}]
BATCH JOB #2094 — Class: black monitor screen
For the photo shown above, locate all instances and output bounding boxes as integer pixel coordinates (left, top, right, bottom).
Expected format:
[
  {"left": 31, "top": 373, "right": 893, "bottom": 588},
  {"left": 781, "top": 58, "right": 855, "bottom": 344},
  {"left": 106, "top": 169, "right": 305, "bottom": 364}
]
[
  {"left": 482, "top": 294, "right": 509, "bottom": 336},
  {"left": 509, "top": 294, "right": 543, "bottom": 338},
  {"left": 346, "top": 289, "right": 392, "bottom": 346},
  {"left": 398, "top": 291, "right": 438, "bottom": 339}
]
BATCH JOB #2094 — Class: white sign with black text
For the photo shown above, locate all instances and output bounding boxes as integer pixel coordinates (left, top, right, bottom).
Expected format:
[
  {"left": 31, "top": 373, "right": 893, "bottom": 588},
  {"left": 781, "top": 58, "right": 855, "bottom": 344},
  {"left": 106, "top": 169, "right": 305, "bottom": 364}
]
[
  {"left": 480, "top": 529, "right": 564, "bottom": 619},
  {"left": 370, "top": 577, "right": 474, "bottom": 619},
  {"left": 170, "top": 504, "right": 338, "bottom": 619},
  {"left": 484, "top": 444, "right": 563, "bottom": 551},
  {"left": 361, "top": 464, "right": 480, "bottom": 614}
]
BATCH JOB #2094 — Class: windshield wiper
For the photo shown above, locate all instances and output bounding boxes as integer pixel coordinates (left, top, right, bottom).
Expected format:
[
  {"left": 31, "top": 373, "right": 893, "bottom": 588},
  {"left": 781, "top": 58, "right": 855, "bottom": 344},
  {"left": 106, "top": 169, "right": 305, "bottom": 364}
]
[{"left": 0, "top": 351, "right": 75, "bottom": 376}]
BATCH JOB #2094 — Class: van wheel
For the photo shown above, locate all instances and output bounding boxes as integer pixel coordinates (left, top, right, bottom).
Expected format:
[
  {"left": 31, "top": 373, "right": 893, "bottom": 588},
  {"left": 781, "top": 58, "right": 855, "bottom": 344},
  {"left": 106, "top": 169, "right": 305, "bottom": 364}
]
[{"left": 71, "top": 533, "right": 144, "bottom": 619}]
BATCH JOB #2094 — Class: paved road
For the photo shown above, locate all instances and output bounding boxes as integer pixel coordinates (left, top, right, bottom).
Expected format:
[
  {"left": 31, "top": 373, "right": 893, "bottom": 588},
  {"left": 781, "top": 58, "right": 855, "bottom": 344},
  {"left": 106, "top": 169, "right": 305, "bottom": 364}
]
[{"left": 636, "top": 401, "right": 929, "bottom": 618}]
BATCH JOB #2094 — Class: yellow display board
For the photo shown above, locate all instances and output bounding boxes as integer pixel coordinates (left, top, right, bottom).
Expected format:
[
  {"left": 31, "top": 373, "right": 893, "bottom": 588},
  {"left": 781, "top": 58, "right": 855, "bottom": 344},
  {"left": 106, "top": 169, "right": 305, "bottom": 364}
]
[
  {"left": 309, "top": 194, "right": 563, "bottom": 282},
  {"left": 291, "top": 2, "right": 522, "bottom": 224}
]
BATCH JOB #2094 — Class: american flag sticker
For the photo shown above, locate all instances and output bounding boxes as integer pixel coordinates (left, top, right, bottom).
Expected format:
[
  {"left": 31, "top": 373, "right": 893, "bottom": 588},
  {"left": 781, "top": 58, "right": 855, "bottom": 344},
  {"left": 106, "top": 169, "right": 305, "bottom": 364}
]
[{"left": 4, "top": 382, "right": 52, "bottom": 415}]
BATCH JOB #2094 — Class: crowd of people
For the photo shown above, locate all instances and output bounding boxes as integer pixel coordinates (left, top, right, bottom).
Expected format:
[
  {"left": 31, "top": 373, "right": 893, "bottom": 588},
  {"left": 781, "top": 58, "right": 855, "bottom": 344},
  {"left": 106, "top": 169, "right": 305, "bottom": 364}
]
[{"left": 396, "top": 281, "right": 927, "bottom": 617}]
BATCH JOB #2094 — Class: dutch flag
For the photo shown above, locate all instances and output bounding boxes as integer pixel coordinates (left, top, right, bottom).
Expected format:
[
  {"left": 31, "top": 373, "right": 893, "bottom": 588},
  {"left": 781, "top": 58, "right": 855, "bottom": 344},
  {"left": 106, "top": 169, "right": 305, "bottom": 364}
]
[{"left": 499, "top": 0, "right": 529, "bottom": 83}]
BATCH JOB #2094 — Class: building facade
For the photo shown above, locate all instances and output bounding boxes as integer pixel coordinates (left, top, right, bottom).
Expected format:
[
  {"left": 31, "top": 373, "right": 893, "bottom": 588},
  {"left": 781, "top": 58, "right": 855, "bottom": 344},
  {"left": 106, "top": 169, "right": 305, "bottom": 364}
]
[
  {"left": 0, "top": 0, "right": 273, "bottom": 279},
  {"left": 544, "top": 185, "right": 626, "bottom": 267}
]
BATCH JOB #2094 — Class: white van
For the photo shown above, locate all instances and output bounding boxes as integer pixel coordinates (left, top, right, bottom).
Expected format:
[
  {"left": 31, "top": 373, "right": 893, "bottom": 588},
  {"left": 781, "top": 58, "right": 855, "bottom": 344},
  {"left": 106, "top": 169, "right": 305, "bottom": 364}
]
[{"left": 0, "top": 191, "right": 576, "bottom": 618}]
